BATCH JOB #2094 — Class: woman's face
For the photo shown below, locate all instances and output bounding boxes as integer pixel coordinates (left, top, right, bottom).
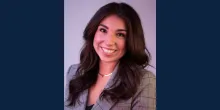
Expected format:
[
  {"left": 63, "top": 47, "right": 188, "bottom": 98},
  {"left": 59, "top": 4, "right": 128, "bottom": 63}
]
[{"left": 93, "top": 15, "right": 127, "bottom": 63}]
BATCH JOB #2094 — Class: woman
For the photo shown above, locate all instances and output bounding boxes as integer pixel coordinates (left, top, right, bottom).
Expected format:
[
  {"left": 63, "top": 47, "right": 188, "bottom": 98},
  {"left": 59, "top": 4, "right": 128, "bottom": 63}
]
[{"left": 65, "top": 2, "right": 156, "bottom": 110}]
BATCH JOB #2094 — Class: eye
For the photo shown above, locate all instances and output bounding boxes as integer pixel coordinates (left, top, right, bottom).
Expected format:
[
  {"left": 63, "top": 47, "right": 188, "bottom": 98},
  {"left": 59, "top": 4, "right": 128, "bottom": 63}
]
[
  {"left": 116, "top": 33, "right": 126, "bottom": 37},
  {"left": 99, "top": 28, "right": 107, "bottom": 33}
]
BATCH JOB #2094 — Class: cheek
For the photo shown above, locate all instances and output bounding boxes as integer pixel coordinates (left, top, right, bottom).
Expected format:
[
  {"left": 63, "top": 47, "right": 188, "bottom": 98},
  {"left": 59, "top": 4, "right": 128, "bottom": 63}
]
[
  {"left": 93, "top": 34, "right": 102, "bottom": 48},
  {"left": 118, "top": 40, "right": 126, "bottom": 52},
  {"left": 93, "top": 36, "right": 100, "bottom": 45}
]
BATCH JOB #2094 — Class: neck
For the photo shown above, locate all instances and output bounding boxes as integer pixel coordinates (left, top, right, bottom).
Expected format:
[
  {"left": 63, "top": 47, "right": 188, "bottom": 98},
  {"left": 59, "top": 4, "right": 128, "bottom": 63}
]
[{"left": 99, "top": 61, "right": 118, "bottom": 75}]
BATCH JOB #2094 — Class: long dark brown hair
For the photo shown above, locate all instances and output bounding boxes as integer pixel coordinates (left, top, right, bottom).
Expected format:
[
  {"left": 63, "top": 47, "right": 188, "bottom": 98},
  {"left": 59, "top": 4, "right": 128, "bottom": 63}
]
[{"left": 67, "top": 2, "right": 152, "bottom": 106}]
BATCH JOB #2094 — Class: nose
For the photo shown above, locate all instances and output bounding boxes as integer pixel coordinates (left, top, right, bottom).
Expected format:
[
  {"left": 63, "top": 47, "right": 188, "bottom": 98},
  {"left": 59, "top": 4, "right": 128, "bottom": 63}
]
[{"left": 105, "top": 33, "right": 116, "bottom": 46}]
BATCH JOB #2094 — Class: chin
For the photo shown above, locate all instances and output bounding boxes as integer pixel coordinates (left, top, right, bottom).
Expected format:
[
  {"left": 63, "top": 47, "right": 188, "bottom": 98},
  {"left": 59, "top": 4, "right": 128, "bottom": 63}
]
[{"left": 100, "top": 58, "right": 119, "bottom": 63}]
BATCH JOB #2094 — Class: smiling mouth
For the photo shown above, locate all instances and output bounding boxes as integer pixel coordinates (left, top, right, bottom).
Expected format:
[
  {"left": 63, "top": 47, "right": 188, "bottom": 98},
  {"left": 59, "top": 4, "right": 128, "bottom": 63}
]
[{"left": 101, "top": 47, "right": 116, "bottom": 54}]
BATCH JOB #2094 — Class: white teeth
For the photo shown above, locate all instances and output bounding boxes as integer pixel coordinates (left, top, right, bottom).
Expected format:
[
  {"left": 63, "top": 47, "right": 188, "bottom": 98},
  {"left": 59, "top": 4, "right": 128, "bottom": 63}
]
[{"left": 102, "top": 48, "right": 115, "bottom": 54}]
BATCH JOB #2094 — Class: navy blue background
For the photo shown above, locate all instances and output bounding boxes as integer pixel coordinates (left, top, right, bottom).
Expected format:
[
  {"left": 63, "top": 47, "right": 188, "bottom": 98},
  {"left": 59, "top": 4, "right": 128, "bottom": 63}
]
[
  {"left": 157, "top": 0, "right": 220, "bottom": 109},
  {"left": 1, "top": 0, "right": 63, "bottom": 109},
  {"left": 0, "top": 0, "right": 220, "bottom": 109}
]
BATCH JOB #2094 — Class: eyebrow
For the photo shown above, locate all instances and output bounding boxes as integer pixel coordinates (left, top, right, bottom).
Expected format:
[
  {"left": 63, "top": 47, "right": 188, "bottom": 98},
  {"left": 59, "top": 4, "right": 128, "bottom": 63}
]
[{"left": 99, "top": 24, "right": 127, "bottom": 32}]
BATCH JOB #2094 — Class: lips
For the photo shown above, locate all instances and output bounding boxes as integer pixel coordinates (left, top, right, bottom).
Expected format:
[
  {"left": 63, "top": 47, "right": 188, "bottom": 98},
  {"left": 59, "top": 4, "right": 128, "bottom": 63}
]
[{"left": 101, "top": 47, "right": 116, "bottom": 54}]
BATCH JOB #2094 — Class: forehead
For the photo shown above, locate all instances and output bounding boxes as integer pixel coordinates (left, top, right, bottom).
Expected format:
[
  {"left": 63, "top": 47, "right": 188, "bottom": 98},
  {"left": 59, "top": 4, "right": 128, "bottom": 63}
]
[{"left": 99, "top": 15, "right": 126, "bottom": 30}]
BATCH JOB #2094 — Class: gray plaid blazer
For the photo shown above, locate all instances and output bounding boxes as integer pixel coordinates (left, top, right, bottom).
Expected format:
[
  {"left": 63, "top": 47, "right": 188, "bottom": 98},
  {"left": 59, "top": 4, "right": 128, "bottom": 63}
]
[{"left": 64, "top": 64, "right": 156, "bottom": 110}]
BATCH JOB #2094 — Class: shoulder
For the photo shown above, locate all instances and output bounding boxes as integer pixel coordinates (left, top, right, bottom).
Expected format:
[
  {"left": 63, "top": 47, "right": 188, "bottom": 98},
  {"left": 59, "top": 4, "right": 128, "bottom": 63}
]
[
  {"left": 131, "top": 68, "right": 156, "bottom": 110},
  {"left": 137, "top": 68, "right": 156, "bottom": 97},
  {"left": 65, "top": 63, "right": 79, "bottom": 85},
  {"left": 66, "top": 64, "right": 79, "bottom": 82},
  {"left": 64, "top": 64, "right": 79, "bottom": 104},
  {"left": 67, "top": 64, "right": 79, "bottom": 76},
  {"left": 140, "top": 69, "right": 156, "bottom": 89}
]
